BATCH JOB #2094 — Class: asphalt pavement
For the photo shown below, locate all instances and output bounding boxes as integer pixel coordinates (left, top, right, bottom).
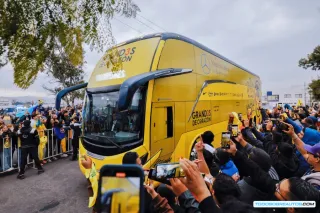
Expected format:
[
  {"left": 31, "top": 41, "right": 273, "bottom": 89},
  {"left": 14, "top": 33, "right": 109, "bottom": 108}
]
[{"left": 0, "top": 158, "right": 91, "bottom": 213}]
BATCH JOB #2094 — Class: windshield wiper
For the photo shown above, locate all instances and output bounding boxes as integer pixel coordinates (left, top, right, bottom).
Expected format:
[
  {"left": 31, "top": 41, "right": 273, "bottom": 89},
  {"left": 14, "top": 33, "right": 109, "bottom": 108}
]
[{"left": 83, "top": 135, "right": 123, "bottom": 150}]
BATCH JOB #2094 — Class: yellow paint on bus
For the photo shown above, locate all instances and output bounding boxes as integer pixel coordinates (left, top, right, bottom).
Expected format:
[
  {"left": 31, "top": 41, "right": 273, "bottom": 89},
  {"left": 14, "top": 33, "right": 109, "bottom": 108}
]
[{"left": 78, "top": 33, "right": 261, "bottom": 208}]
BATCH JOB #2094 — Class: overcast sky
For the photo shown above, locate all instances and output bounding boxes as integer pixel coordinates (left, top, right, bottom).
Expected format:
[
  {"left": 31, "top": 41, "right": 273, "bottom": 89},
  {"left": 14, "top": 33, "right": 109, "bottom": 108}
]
[{"left": 1, "top": 0, "right": 320, "bottom": 97}]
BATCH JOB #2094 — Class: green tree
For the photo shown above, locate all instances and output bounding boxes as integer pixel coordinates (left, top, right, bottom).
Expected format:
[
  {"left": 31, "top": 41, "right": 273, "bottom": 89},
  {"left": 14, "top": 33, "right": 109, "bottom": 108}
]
[
  {"left": 43, "top": 48, "right": 86, "bottom": 106},
  {"left": 299, "top": 46, "right": 320, "bottom": 71},
  {"left": 0, "top": 0, "right": 140, "bottom": 89},
  {"left": 308, "top": 79, "right": 320, "bottom": 101},
  {"left": 299, "top": 46, "right": 320, "bottom": 101}
]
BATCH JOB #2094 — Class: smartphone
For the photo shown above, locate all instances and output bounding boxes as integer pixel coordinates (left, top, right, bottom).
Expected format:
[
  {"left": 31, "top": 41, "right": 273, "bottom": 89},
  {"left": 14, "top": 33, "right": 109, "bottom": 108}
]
[
  {"left": 238, "top": 113, "right": 242, "bottom": 121},
  {"left": 279, "top": 122, "right": 289, "bottom": 131},
  {"left": 270, "top": 118, "right": 279, "bottom": 126},
  {"left": 231, "top": 125, "right": 238, "bottom": 137},
  {"left": 155, "top": 163, "right": 185, "bottom": 179},
  {"left": 147, "top": 168, "right": 171, "bottom": 185},
  {"left": 97, "top": 164, "right": 145, "bottom": 213},
  {"left": 221, "top": 131, "right": 231, "bottom": 149}
]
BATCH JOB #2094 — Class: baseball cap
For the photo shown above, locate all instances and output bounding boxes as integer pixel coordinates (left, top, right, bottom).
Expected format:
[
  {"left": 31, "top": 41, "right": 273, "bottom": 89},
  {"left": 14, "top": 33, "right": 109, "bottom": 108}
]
[
  {"left": 304, "top": 143, "right": 320, "bottom": 157},
  {"left": 220, "top": 160, "right": 239, "bottom": 177}
]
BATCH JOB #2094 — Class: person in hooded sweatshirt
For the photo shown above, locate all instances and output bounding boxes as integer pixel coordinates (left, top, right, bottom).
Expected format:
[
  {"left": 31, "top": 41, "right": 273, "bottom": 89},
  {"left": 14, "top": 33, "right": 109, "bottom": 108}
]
[
  {"left": 284, "top": 124, "right": 320, "bottom": 190},
  {"left": 261, "top": 121, "right": 299, "bottom": 180},
  {"left": 231, "top": 133, "right": 278, "bottom": 210},
  {"left": 191, "top": 131, "right": 216, "bottom": 162},
  {"left": 201, "top": 131, "right": 215, "bottom": 154},
  {"left": 212, "top": 173, "right": 259, "bottom": 213},
  {"left": 155, "top": 184, "right": 185, "bottom": 213},
  {"left": 214, "top": 148, "right": 240, "bottom": 182},
  {"left": 266, "top": 140, "right": 299, "bottom": 179},
  {"left": 53, "top": 119, "right": 68, "bottom": 158},
  {"left": 17, "top": 120, "right": 44, "bottom": 179},
  {"left": 223, "top": 141, "right": 320, "bottom": 213}
]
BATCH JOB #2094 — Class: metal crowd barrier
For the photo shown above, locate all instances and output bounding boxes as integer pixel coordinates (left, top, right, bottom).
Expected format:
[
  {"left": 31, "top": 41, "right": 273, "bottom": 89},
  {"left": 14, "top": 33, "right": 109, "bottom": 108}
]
[{"left": 0, "top": 128, "right": 74, "bottom": 175}]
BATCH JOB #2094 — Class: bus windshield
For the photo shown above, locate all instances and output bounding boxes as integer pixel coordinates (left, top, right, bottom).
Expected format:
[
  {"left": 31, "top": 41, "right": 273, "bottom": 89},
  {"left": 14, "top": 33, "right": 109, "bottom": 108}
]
[{"left": 83, "top": 87, "right": 146, "bottom": 146}]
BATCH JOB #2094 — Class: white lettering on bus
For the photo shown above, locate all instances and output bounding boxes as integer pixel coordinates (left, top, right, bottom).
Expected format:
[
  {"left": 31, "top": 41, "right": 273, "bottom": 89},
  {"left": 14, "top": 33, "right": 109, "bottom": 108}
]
[{"left": 96, "top": 70, "right": 126, "bottom": 81}]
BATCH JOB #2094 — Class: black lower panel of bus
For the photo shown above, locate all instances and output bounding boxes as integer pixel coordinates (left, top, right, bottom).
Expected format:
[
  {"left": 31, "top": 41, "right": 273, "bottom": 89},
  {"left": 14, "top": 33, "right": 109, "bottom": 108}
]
[{"left": 81, "top": 137, "right": 143, "bottom": 157}]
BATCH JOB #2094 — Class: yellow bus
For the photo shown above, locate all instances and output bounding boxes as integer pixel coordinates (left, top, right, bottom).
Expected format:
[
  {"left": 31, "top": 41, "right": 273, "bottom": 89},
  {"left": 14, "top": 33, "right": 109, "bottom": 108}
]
[{"left": 56, "top": 32, "right": 261, "bottom": 176}]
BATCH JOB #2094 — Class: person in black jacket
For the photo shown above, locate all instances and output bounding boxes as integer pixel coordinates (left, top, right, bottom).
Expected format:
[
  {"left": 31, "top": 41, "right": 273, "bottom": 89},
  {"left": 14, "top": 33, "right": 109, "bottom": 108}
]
[
  {"left": 212, "top": 173, "right": 259, "bottom": 213},
  {"left": 225, "top": 141, "right": 320, "bottom": 213},
  {"left": 179, "top": 158, "right": 259, "bottom": 213},
  {"left": 155, "top": 184, "right": 185, "bottom": 213},
  {"left": 262, "top": 121, "right": 299, "bottom": 180},
  {"left": 241, "top": 120, "right": 264, "bottom": 149},
  {"left": 233, "top": 134, "right": 278, "bottom": 208},
  {"left": 17, "top": 120, "right": 44, "bottom": 179},
  {"left": 70, "top": 117, "right": 81, "bottom": 161}
]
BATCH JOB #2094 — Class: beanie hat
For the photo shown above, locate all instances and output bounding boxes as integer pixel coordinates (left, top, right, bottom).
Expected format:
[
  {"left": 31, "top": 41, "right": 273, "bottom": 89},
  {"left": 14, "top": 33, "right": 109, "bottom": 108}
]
[
  {"left": 214, "top": 148, "right": 230, "bottom": 166},
  {"left": 248, "top": 148, "right": 272, "bottom": 172},
  {"left": 277, "top": 142, "right": 293, "bottom": 159}
]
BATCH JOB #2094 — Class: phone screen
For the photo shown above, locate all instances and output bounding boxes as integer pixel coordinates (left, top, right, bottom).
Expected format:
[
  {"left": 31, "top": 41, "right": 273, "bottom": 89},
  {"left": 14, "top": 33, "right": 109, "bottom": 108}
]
[
  {"left": 147, "top": 169, "right": 171, "bottom": 185},
  {"left": 156, "top": 163, "right": 185, "bottom": 179},
  {"left": 221, "top": 132, "right": 231, "bottom": 149},
  {"left": 99, "top": 165, "right": 144, "bottom": 213},
  {"left": 231, "top": 125, "right": 238, "bottom": 137}
]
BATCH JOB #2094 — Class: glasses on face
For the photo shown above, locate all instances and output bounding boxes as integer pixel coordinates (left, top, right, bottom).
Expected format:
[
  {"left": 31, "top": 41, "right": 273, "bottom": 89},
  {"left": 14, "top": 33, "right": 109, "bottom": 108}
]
[{"left": 275, "top": 178, "right": 287, "bottom": 201}]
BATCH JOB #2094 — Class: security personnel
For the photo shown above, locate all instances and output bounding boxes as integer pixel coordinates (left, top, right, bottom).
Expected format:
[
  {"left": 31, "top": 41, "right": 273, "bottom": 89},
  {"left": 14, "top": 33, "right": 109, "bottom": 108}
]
[{"left": 17, "top": 120, "right": 44, "bottom": 179}]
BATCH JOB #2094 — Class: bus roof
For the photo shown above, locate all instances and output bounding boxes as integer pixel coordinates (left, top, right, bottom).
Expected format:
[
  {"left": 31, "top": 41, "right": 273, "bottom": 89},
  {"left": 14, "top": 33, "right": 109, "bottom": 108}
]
[{"left": 117, "top": 32, "right": 258, "bottom": 78}]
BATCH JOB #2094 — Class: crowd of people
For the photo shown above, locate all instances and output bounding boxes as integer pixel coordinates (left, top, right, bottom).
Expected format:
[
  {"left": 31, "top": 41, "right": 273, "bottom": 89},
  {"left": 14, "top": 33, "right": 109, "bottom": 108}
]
[
  {"left": 2, "top": 101, "right": 320, "bottom": 212},
  {"left": 118, "top": 104, "right": 320, "bottom": 213},
  {"left": 0, "top": 102, "right": 83, "bottom": 179}
]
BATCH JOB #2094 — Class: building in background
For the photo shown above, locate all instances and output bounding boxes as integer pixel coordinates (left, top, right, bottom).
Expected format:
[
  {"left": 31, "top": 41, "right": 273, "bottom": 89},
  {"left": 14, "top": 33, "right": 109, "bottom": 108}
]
[
  {"left": 262, "top": 84, "right": 313, "bottom": 108},
  {"left": 0, "top": 98, "right": 13, "bottom": 109}
]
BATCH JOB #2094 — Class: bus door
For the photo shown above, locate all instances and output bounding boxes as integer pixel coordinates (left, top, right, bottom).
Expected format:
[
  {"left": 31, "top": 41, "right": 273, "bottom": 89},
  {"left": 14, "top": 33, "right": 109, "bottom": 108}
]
[{"left": 150, "top": 102, "right": 174, "bottom": 161}]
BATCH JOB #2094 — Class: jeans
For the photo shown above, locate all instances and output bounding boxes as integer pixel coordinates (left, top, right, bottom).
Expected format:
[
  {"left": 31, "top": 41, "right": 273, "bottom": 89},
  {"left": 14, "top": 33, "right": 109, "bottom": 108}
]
[
  {"left": 1, "top": 148, "right": 12, "bottom": 171},
  {"left": 17, "top": 148, "right": 22, "bottom": 168},
  {"left": 0, "top": 151, "right": 2, "bottom": 172}
]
